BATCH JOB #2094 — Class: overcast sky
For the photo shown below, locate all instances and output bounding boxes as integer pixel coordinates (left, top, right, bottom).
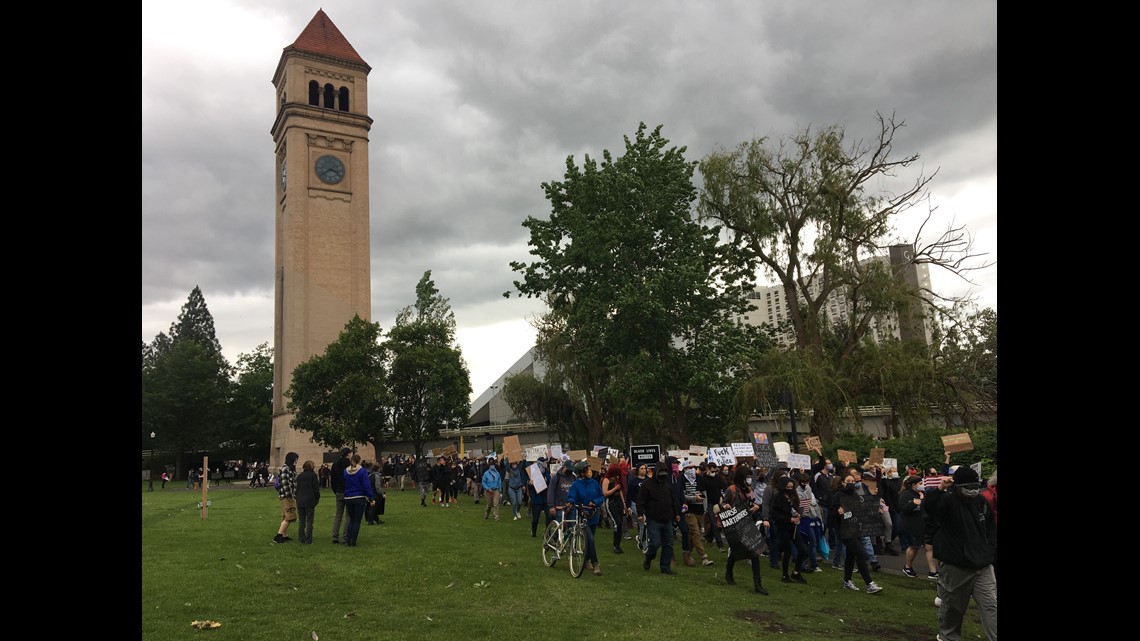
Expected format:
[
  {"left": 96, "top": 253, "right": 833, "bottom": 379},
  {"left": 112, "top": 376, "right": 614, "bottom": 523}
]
[{"left": 142, "top": 0, "right": 997, "bottom": 406}]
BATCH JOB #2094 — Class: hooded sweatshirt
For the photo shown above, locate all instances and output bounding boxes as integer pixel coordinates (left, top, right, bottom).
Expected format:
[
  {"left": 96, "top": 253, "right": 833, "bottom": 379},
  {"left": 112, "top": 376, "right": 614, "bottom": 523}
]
[{"left": 343, "top": 463, "right": 374, "bottom": 502}]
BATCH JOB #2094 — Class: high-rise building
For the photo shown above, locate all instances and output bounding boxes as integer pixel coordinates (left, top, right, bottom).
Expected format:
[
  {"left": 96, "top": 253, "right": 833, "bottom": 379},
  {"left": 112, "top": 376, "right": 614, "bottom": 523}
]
[{"left": 733, "top": 244, "right": 934, "bottom": 347}]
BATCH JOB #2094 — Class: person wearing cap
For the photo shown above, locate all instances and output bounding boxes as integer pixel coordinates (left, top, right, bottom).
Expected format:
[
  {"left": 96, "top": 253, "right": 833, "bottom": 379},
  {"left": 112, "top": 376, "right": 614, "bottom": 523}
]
[
  {"left": 273, "top": 452, "right": 299, "bottom": 544},
  {"left": 924, "top": 466, "right": 997, "bottom": 641},
  {"left": 638, "top": 461, "right": 682, "bottom": 575},
  {"left": 330, "top": 447, "right": 352, "bottom": 544},
  {"left": 482, "top": 456, "right": 503, "bottom": 521},
  {"left": 567, "top": 460, "right": 605, "bottom": 575}
]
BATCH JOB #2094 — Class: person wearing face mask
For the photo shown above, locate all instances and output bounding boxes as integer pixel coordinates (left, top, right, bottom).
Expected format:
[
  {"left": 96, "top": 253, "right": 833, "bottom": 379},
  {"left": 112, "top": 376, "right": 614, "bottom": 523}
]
[
  {"left": 770, "top": 475, "right": 810, "bottom": 584},
  {"left": 876, "top": 466, "right": 902, "bottom": 556},
  {"left": 527, "top": 457, "right": 551, "bottom": 537},
  {"left": 715, "top": 464, "right": 769, "bottom": 595},
  {"left": 638, "top": 461, "right": 682, "bottom": 575},
  {"left": 834, "top": 473, "right": 883, "bottom": 594},
  {"left": 567, "top": 461, "right": 605, "bottom": 575},
  {"left": 681, "top": 461, "right": 714, "bottom": 567},
  {"left": 795, "top": 474, "right": 823, "bottom": 573},
  {"left": 924, "top": 466, "right": 997, "bottom": 641},
  {"left": 699, "top": 463, "right": 727, "bottom": 553},
  {"left": 547, "top": 459, "right": 576, "bottom": 523}
]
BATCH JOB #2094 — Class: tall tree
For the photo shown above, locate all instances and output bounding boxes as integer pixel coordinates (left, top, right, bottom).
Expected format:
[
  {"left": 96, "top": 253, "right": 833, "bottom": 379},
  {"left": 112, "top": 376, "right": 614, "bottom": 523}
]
[
  {"left": 227, "top": 342, "right": 274, "bottom": 462},
  {"left": 698, "top": 113, "right": 990, "bottom": 440},
  {"left": 286, "top": 315, "right": 391, "bottom": 453},
  {"left": 509, "top": 123, "right": 762, "bottom": 448},
  {"left": 142, "top": 288, "right": 231, "bottom": 474},
  {"left": 384, "top": 271, "right": 472, "bottom": 460}
]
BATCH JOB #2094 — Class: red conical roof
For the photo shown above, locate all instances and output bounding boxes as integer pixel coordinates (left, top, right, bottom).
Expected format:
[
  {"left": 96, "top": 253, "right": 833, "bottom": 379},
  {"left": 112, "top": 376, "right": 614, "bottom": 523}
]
[{"left": 288, "top": 9, "right": 367, "bottom": 66}]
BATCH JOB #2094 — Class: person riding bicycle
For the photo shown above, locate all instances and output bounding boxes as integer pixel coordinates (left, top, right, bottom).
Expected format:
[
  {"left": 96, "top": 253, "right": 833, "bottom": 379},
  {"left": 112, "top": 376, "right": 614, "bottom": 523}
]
[{"left": 567, "top": 460, "right": 605, "bottom": 576}]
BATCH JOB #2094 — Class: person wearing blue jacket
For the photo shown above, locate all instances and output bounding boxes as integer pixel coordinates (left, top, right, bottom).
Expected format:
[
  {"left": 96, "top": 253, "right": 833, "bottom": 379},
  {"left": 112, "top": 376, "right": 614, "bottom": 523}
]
[
  {"left": 341, "top": 454, "right": 374, "bottom": 547},
  {"left": 567, "top": 461, "right": 605, "bottom": 576},
  {"left": 507, "top": 460, "right": 527, "bottom": 520},
  {"left": 482, "top": 456, "right": 503, "bottom": 521}
]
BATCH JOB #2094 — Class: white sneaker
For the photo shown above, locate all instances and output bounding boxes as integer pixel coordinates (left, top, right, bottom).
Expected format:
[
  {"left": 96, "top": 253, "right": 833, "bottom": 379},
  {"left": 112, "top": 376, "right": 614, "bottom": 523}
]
[
  {"left": 842, "top": 580, "right": 859, "bottom": 591},
  {"left": 934, "top": 596, "right": 943, "bottom": 607},
  {"left": 866, "top": 581, "right": 883, "bottom": 594}
]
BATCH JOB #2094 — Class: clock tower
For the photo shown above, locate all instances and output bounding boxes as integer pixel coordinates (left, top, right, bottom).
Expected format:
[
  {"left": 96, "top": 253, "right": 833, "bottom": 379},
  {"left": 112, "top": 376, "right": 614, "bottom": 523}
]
[{"left": 269, "top": 10, "right": 373, "bottom": 468}]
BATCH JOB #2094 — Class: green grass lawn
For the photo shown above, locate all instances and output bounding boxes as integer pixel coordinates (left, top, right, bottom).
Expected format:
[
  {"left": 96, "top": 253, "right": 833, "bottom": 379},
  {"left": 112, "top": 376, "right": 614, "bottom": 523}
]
[{"left": 142, "top": 483, "right": 984, "bottom": 641}]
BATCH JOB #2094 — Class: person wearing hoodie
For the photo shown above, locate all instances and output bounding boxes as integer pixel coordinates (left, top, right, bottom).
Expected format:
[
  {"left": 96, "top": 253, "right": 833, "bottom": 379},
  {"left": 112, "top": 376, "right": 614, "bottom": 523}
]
[
  {"left": 771, "top": 475, "right": 810, "bottom": 585},
  {"left": 567, "top": 460, "right": 605, "bottom": 576},
  {"left": 681, "top": 462, "right": 714, "bottom": 566},
  {"left": 924, "top": 466, "right": 997, "bottom": 641},
  {"left": 273, "top": 452, "right": 299, "bottom": 544},
  {"left": 834, "top": 471, "right": 884, "bottom": 594},
  {"left": 638, "top": 461, "right": 682, "bottom": 575},
  {"left": 546, "top": 458, "right": 575, "bottom": 521},
  {"left": 341, "top": 454, "right": 375, "bottom": 547},
  {"left": 527, "top": 457, "right": 551, "bottom": 537},
  {"left": 294, "top": 459, "right": 321, "bottom": 544},
  {"left": 507, "top": 460, "right": 527, "bottom": 520},
  {"left": 602, "top": 463, "right": 628, "bottom": 554},
  {"left": 482, "top": 456, "right": 503, "bottom": 521}
]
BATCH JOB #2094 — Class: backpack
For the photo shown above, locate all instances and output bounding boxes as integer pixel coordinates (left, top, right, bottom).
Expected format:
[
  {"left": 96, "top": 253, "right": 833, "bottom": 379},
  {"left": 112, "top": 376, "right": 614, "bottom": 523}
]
[{"left": 274, "top": 472, "right": 282, "bottom": 491}]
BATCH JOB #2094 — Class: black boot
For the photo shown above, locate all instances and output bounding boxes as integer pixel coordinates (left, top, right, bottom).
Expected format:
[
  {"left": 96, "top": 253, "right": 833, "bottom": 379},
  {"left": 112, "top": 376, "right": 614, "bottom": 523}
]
[
  {"left": 754, "top": 575, "right": 769, "bottom": 596},
  {"left": 725, "top": 556, "right": 736, "bottom": 585}
]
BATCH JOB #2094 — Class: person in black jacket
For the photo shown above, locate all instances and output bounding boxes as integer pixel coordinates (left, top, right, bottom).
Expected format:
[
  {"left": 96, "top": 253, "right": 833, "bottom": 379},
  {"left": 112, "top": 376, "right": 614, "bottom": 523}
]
[
  {"left": 414, "top": 456, "right": 433, "bottom": 506},
  {"left": 638, "top": 461, "right": 681, "bottom": 575},
  {"left": 294, "top": 460, "right": 321, "bottom": 544},
  {"left": 330, "top": 447, "right": 352, "bottom": 544},
  {"left": 925, "top": 466, "right": 997, "bottom": 641},
  {"left": 770, "top": 475, "right": 810, "bottom": 584},
  {"left": 834, "top": 471, "right": 884, "bottom": 594}
]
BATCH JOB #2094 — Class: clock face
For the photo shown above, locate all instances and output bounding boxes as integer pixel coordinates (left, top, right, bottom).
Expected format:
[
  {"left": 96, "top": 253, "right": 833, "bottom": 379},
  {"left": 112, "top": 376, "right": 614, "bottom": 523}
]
[
  {"left": 315, "top": 155, "right": 345, "bottom": 185},
  {"left": 280, "top": 160, "right": 287, "bottom": 191}
]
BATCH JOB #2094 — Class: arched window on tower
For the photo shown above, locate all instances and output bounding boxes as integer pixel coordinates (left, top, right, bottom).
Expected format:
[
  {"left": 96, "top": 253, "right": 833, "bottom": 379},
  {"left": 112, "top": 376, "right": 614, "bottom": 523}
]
[
  {"left": 308, "top": 81, "right": 319, "bottom": 106},
  {"left": 338, "top": 87, "right": 349, "bottom": 112},
  {"left": 323, "top": 84, "right": 335, "bottom": 109}
]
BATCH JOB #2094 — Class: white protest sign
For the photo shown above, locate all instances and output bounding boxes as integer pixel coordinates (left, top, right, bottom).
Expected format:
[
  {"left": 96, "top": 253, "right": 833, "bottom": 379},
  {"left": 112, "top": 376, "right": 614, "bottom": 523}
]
[
  {"left": 731, "top": 442, "right": 755, "bottom": 458},
  {"left": 883, "top": 457, "right": 898, "bottom": 471},
  {"left": 550, "top": 445, "right": 564, "bottom": 461},
  {"left": 527, "top": 463, "right": 548, "bottom": 493},
  {"left": 667, "top": 449, "right": 688, "bottom": 461},
  {"left": 786, "top": 452, "right": 812, "bottom": 470},
  {"left": 526, "top": 445, "right": 549, "bottom": 461},
  {"left": 708, "top": 447, "right": 737, "bottom": 466},
  {"left": 773, "top": 441, "right": 791, "bottom": 462},
  {"left": 689, "top": 445, "right": 708, "bottom": 457}
]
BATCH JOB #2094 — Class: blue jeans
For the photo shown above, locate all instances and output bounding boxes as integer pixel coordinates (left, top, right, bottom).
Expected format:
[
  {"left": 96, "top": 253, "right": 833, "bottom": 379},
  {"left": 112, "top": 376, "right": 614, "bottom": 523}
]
[
  {"left": 584, "top": 523, "right": 598, "bottom": 564},
  {"left": 860, "top": 536, "right": 878, "bottom": 564},
  {"left": 344, "top": 499, "right": 366, "bottom": 545},
  {"left": 795, "top": 520, "right": 820, "bottom": 570},
  {"left": 508, "top": 487, "right": 524, "bottom": 518},
  {"left": 645, "top": 518, "right": 675, "bottom": 571}
]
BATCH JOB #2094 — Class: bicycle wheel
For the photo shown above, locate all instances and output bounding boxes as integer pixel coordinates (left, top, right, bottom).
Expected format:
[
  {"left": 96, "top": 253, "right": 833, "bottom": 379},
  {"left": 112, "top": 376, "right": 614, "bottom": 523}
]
[
  {"left": 542, "top": 520, "right": 561, "bottom": 567},
  {"left": 568, "top": 526, "right": 586, "bottom": 577}
]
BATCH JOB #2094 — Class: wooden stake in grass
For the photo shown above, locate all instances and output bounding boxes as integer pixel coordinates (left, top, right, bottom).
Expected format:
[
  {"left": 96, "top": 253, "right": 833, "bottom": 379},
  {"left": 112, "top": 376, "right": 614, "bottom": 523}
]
[{"left": 201, "top": 456, "right": 209, "bottom": 520}]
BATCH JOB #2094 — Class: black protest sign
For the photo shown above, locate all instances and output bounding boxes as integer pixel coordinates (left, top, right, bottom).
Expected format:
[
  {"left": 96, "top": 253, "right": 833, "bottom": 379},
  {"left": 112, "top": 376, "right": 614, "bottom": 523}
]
[
  {"left": 752, "top": 442, "right": 779, "bottom": 468},
  {"left": 851, "top": 495, "right": 885, "bottom": 538},
  {"left": 630, "top": 445, "right": 661, "bottom": 466},
  {"left": 718, "top": 505, "right": 765, "bottom": 552}
]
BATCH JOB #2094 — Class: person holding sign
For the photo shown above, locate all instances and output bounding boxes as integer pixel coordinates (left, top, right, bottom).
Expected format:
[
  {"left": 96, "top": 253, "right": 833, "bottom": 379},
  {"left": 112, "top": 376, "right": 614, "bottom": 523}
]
[
  {"left": 714, "top": 464, "right": 769, "bottom": 595},
  {"left": 527, "top": 458, "right": 551, "bottom": 537},
  {"left": 834, "top": 472, "right": 884, "bottom": 594}
]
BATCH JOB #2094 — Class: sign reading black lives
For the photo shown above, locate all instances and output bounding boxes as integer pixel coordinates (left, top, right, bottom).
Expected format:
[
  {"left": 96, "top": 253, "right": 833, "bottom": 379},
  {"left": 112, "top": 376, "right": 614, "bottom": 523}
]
[{"left": 630, "top": 445, "right": 661, "bottom": 466}]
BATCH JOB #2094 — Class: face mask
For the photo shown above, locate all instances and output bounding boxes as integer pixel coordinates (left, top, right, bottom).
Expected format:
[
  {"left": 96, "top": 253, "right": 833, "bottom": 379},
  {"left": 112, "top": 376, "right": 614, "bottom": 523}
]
[
  {"left": 845, "top": 483, "right": 855, "bottom": 490},
  {"left": 888, "top": 472, "right": 899, "bottom": 479},
  {"left": 745, "top": 478, "right": 753, "bottom": 486},
  {"left": 826, "top": 464, "right": 834, "bottom": 471}
]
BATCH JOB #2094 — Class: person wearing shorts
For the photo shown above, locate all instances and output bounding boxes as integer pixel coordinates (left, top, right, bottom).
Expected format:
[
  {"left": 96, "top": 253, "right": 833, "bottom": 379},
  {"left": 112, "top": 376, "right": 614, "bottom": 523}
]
[{"left": 273, "top": 452, "right": 299, "bottom": 544}]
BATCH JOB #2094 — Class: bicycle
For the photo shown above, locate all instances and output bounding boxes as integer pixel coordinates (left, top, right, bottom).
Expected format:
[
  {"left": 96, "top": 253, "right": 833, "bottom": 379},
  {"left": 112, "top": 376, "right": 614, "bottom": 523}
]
[{"left": 541, "top": 503, "right": 597, "bottom": 577}]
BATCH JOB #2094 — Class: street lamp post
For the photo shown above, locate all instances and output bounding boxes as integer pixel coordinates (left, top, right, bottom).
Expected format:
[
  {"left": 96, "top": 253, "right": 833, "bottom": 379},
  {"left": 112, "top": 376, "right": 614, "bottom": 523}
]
[{"left": 148, "top": 431, "right": 156, "bottom": 491}]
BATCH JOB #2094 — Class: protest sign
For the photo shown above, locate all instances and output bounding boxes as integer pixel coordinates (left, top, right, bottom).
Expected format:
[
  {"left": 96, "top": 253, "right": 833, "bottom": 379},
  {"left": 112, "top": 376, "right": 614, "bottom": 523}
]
[
  {"left": 503, "top": 435, "right": 524, "bottom": 463},
  {"left": 630, "top": 444, "right": 661, "bottom": 466},
  {"left": 587, "top": 455, "right": 604, "bottom": 473},
  {"left": 786, "top": 453, "right": 811, "bottom": 471},
  {"left": 689, "top": 445, "right": 708, "bottom": 458},
  {"left": 837, "top": 450, "right": 857, "bottom": 465},
  {"left": 731, "top": 442, "right": 755, "bottom": 458},
  {"left": 773, "top": 442, "right": 791, "bottom": 462},
  {"left": 869, "top": 448, "right": 885, "bottom": 466},
  {"left": 941, "top": 433, "right": 974, "bottom": 453},
  {"left": 667, "top": 449, "right": 688, "bottom": 461},
  {"left": 708, "top": 447, "right": 737, "bottom": 466},
  {"left": 566, "top": 449, "right": 587, "bottom": 462},
  {"left": 752, "top": 443, "right": 779, "bottom": 468},
  {"left": 549, "top": 445, "right": 564, "bottom": 461},
  {"left": 526, "top": 445, "right": 549, "bottom": 461},
  {"left": 849, "top": 495, "right": 886, "bottom": 538},
  {"left": 804, "top": 436, "right": 822, "bottom": 453},
  {"left": 527, "top": 463, "right": 548, "bottom": 493},
  {"left": 882, "top": 457, "right": 898, "bottom": 471},
  {"left": 750, "top": 432, "right": 770, "bottom": 445},
  {"left": 718, "top": 505, "right": 765, "bottom": 552}
]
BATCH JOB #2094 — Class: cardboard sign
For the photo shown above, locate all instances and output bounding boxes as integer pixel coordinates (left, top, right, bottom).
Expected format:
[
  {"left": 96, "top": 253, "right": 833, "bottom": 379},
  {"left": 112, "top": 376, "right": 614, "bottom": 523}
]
[
  {"left": 667, "top": 449, "right": 688, "bottom": 461},
  {"left": 869, "top": 448, "right": 885, "bottom": 466},
  {"left": 718, "top": 504, "right": 765, "bottom": 552},
  {"left": 708, "top": 447, "right": 737, "bottom": 466},
  {"left": 566, "top": 449, "right": 587, "bottom": 462},
  {"left": 882, "top": 457, "right": 898, "bottom": 472},
  {"left": 731, "top": 442, "right": 755, "bottom": 458},
  {"left": 438, "top": 445, "right": 457, "bottom": 459},
  {"left": 526, "top": 463, "right": 548, "bottom": 493},
  {"left": 863, "top": 479, "right": 878, "bottom": 496},
  {"left": 941, "top": 433, "right": 974, "bottom": 453},
  {"left": 587, "top": 455, "right": 604, "bottom": 473},
  {"left": 837, "top": 450, "right": 858, "bottom": 465},
  {"left": 630, "top": 444, "right": 661, "bottom": 466},
  {"left": 804, "top": 436, "right": 822, "bottom": 453},
  {"left": 752, "top": 442, "right": 779, "bottom": 468},
  {"left": 502, "top": 435, "right": 523, "bottom": 462},
  {"left": 786, "top": 453, "right": 812, "bottom": 471}
]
